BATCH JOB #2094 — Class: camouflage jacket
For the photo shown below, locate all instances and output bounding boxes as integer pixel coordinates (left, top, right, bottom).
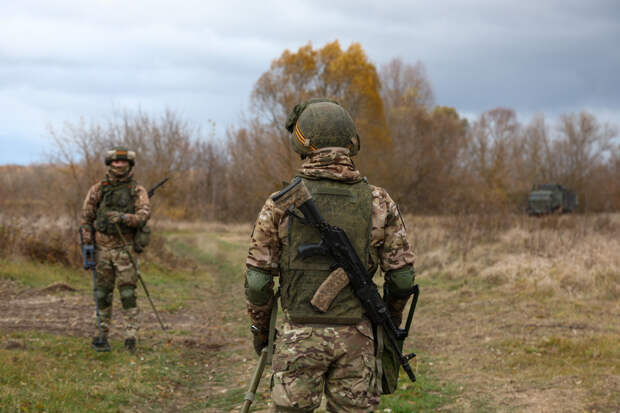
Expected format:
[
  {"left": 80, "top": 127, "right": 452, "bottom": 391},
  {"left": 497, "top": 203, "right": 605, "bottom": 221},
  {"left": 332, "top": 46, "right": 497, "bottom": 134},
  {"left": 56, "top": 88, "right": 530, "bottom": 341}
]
[
  {"left": 80, "top": 172, "right": 151, "bottom": 248},
  {"left": 246, "top": 147, "right": 415, "bottom": 326}
]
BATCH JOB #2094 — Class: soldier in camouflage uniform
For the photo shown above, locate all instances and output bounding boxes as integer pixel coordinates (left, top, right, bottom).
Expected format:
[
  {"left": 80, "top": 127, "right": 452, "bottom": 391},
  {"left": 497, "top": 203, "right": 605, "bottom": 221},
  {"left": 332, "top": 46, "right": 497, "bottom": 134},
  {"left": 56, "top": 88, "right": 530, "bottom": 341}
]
[
  {"left": 245, "top": 99, "right": 416, "bottom": 412},
  {"left": 80, "top": 147, "right": 151, "bottom": 352}
]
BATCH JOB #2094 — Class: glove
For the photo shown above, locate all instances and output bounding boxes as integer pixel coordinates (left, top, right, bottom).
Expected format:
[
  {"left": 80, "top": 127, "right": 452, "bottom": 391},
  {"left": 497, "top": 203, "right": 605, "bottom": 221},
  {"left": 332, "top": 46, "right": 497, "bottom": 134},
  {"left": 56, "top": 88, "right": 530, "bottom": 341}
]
[
  {"left": 81, "top": 244, "right": 96, "bottom": 269},
  {"left": 106, "top": 211, "right": 124, "bottom": 224},
  {"left": 251, "top": 325, "right": 269, "bottom": 356}
]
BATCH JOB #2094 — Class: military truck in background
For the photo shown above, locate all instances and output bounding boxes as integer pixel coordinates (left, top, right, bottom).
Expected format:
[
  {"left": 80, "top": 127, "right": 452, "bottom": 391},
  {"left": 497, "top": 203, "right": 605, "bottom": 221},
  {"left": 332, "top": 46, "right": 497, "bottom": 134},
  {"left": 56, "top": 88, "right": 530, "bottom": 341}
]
[{"left": 527, "top": 184, "right": 578, "bottom": 215}]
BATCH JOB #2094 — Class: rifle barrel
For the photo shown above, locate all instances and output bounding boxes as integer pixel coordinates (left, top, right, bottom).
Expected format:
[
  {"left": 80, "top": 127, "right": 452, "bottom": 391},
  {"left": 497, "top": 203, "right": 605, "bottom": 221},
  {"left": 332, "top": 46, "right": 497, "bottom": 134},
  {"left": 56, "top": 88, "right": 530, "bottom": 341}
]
[{"left": 148, "top": 177, "right": 169, "bottom": 198}]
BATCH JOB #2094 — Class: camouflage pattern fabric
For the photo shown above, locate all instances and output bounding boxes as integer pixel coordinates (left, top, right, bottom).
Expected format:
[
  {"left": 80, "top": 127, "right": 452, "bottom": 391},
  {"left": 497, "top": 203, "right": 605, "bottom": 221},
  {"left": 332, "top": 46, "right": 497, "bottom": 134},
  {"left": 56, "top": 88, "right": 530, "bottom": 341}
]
[
  {"left": 80, "top": 168, "right": 151, "bottom": 248},
  {"left": 246, "top": 147, "right": 415, "bottom": 326},
  {"left": 95, "top": 245, "right": 140, "bottom": 339},
  {"left": 298, "top": 147, "right": 362, "bottom": 182},
  {"left": 246, "top": 147, "right": 415, "bottom": 281},
  {"left": 246, "top": 295, "right": 274, "bottom": 331},
  {"left": 245, "top": 147, "right": 415, "bottom": 410},
  {"left": 81, "top": 167, "right": 149, "bottom": 341},
  {"left": 271, "top": 318, "right": 380, "bottom": 412}
]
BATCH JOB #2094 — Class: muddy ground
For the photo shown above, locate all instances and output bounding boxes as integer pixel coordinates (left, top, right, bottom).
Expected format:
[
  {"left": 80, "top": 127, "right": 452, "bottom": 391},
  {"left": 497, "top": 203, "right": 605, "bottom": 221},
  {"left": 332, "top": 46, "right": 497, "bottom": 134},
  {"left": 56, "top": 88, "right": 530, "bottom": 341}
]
[{"left": 0, "top": 278, "right": 226, "bottom": 351}]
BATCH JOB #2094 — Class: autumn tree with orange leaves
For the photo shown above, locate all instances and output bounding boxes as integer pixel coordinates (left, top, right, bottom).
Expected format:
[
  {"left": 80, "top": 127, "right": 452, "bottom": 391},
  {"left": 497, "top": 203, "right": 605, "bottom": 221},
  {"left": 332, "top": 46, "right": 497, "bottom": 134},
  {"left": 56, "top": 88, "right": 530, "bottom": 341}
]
[
  {"left": 227, "top": 41, "right": 391, "bottom": 217},
  {"left": 252, "top": 41, "right": 388, "bottom": 144}
]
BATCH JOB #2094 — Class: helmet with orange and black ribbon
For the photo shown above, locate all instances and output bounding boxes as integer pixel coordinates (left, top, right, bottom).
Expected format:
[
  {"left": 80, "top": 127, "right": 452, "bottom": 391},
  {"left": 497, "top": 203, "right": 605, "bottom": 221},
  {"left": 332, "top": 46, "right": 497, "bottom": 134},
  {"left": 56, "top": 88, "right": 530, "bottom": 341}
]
[{"left": 285, "top": 98, "right": 360, "bottom": 158}]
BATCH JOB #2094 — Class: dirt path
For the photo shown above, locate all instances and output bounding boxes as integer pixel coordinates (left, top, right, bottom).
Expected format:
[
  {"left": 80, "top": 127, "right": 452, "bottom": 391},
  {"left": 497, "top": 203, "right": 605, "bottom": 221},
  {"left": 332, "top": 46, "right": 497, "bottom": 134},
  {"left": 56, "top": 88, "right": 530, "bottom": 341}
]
[{"left": 0, "top": 277, "right": 228, "bottom": 350}]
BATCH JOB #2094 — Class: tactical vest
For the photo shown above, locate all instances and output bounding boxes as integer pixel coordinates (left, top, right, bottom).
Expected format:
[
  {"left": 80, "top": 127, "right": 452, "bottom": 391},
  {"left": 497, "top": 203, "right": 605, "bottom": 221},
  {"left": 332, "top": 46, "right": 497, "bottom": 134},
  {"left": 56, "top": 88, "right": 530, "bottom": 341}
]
[
  {"left": 94, "top": 179, "right": 136, "bottom": 235},
  {"left": 280, "top": 177, "right": 375, "bottom": 324}
]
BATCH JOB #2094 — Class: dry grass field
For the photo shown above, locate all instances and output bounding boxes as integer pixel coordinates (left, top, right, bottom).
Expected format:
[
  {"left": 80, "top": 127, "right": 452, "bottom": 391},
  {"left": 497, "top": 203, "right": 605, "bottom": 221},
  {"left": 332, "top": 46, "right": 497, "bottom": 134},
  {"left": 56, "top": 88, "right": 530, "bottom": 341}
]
[
  {"left": 0, "top": 214, "right": 618, "bottom": 412},
  {"left": 407, "top": 213, "right": 619, "bottom": 412}
]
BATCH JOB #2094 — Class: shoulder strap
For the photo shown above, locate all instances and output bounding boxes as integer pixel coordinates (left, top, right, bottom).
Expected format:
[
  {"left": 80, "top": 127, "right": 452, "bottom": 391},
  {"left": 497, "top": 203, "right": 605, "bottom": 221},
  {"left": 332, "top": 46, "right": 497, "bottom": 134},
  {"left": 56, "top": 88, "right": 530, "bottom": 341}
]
[
  {"left": 376, "top": 326, "right": 385, "bottom": 391},
  {"left": 96, "top": 179, "right": 110, "bottom": 207}
]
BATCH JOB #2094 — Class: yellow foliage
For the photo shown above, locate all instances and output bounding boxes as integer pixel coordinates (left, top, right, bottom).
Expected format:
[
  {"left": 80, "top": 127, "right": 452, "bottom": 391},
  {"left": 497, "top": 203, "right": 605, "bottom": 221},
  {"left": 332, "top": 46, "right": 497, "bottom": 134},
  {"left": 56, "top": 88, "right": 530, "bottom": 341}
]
[{"left": 262, "top": 40, "right": 389, "bottom": 146}]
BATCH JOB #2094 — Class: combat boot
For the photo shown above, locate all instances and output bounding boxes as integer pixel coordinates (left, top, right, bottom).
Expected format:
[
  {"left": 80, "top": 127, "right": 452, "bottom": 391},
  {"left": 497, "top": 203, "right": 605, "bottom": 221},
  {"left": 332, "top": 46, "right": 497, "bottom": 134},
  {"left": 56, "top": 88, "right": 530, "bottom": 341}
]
[
  {"left": 92, "top": 336, "right": 110, "bottom": 352},
  {"left": 124, "top": 337, "right": 136, "bottom": 353}
]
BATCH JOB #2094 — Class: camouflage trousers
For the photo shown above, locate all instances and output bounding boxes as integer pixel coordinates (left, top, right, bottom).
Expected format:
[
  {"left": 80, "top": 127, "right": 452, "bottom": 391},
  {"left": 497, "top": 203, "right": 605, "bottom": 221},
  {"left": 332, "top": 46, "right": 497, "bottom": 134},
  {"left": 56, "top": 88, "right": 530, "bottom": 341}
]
[
  {"left": 270, "top": 318, "right": 380, "bottom": 413},
  {"left": 94, "top": 245, "right": 139, "bottom": 340}
]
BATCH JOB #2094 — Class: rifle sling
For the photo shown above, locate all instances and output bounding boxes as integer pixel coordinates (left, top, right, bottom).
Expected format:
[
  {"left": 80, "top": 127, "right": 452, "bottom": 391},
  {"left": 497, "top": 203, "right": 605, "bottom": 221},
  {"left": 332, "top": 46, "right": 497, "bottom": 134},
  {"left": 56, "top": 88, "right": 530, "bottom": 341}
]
[
  {"left": 267, "top": 288, "right": 280, "bottom": 364},
  {"left": 404, "top": 284, "right": 420, "bottom": 336},
  {"left": 376, "top": 325, "right": 385, "bottom": 390}
]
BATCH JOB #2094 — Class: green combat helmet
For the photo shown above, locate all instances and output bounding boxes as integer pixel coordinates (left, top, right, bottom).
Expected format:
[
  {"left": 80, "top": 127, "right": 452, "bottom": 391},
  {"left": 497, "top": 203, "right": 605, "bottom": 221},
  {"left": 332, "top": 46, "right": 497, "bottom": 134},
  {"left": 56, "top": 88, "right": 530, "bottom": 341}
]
[
  {"left": 285, "top": 98, "right": 360, "bottom": 158},
  {"left": 104, "top": 146, "right": 136, "bottom": 167}
]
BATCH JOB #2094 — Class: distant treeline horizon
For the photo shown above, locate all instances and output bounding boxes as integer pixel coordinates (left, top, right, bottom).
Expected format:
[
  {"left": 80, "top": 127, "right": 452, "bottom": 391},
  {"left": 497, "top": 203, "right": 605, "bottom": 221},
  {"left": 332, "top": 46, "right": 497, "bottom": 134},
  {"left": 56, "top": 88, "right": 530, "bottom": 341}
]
[{"left": 1, "top": 41, "right": 619, "bottom": 222}]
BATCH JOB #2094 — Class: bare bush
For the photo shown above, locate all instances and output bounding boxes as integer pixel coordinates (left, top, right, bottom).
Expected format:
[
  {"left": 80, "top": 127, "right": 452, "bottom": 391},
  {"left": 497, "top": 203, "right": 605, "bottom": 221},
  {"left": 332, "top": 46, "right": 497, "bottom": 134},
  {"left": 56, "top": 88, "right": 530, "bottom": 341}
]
[
  {"left": 0, "top": 216, "right": 80, "bottom": 267},
  {"left": 47, "top": 110, "right": 230, "bottom": 221}
]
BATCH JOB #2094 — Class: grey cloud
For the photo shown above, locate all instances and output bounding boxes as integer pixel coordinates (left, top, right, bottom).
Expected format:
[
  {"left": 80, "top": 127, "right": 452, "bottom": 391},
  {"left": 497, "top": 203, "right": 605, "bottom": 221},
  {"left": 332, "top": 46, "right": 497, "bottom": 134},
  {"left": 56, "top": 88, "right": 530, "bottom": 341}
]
[{"left": 1, "top": 0, "right": 619, "bottom": 165}]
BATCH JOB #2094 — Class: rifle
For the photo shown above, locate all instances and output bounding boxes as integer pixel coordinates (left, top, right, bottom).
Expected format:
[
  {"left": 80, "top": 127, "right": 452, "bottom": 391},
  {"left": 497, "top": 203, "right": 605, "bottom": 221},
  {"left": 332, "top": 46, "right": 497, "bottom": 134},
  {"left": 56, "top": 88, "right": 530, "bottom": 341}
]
[
  {"left": 148, "top": 177, "right": 169, "bottom": 198},
  {"left": 272, "top": 177, "right": 417, "bottom": 383},
  {"left": 79, "top": 227, "right": 106, "bottom": 346}
]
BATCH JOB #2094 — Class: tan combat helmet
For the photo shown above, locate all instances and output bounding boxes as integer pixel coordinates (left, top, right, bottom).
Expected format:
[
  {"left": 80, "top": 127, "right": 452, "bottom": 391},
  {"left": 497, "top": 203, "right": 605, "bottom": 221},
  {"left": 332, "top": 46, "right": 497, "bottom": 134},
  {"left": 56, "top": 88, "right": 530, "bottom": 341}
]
[
  {"left": 285, "top": 98, "right": 360, "bottom": 158},
  {"left": 104, "top": 146, "right": 136, "bottom": 167}
]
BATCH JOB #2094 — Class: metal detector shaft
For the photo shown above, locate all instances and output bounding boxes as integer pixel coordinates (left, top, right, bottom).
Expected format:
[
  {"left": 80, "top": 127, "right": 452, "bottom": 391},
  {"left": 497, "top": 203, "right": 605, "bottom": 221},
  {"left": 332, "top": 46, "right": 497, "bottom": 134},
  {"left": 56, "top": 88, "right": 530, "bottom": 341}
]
[
  {"left": 135, "top": 270, "right": 166, "bottom": 331},
  {"left": 240, "top": 347, "right": 268, "bottom": 413}
]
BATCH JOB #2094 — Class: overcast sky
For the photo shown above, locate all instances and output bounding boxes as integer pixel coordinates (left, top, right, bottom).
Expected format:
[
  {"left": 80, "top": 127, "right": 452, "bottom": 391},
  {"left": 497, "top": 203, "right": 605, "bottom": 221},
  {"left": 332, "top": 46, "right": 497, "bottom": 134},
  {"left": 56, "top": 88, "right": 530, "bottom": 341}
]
[{"left": 1, "top": 0, "right": 619, "bottom": 164}]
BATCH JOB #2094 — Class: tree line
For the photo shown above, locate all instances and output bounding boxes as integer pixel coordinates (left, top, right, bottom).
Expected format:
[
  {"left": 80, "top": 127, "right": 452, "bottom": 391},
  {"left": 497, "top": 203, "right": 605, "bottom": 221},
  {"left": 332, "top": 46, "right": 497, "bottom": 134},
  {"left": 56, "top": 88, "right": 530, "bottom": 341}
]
[{"left": 2, "top": 41, "right": 619, "bottom": 221}]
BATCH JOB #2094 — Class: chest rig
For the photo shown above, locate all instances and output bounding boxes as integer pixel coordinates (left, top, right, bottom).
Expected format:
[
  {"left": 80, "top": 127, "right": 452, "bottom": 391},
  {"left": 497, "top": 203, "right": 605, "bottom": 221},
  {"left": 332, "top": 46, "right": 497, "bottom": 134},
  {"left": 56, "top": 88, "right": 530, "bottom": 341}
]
[
  {"left": 94, "top": 179, "right": 136, "bottom": 235},
  {"left": 280, "top": 177, "right": 376, "bottom": 324}
]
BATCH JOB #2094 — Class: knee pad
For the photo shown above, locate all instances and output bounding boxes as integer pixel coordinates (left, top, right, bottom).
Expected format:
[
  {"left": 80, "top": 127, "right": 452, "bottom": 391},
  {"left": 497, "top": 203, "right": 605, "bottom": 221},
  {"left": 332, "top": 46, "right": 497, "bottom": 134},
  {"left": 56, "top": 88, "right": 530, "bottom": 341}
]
[
  {"left": 245, "top": 267, "right": 274, "bottom": 306},
  {"left": 119, "top": 285, "right": 137, "bottom": 309},
  {"left": 385, "top": 265, "right": 415, "bottom": 298},
  {"left": 95, "top": 287, "right": 113, "bottom": 309}
]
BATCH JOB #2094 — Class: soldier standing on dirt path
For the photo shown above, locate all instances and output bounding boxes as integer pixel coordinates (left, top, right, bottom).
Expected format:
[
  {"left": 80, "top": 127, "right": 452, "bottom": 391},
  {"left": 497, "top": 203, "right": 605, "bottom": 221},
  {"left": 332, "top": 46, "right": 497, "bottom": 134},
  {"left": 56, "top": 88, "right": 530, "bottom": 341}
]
[
  {"left": 244, "top": 99, "right": 416, "bottom": 412},
  {"left": 80, "top": 147, "right": 151, "bottom": 352}
]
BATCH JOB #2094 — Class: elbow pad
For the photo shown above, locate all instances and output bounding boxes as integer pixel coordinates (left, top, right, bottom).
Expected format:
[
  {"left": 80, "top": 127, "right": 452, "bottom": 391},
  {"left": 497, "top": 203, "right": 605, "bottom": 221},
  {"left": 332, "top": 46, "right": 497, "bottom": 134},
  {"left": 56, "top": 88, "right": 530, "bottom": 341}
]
[
  {"left": 245, "top": 266, "right": 274, "bottom": 306},
  {"left": 384, "top": 265, "right": 415, "bottom": 298}
]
